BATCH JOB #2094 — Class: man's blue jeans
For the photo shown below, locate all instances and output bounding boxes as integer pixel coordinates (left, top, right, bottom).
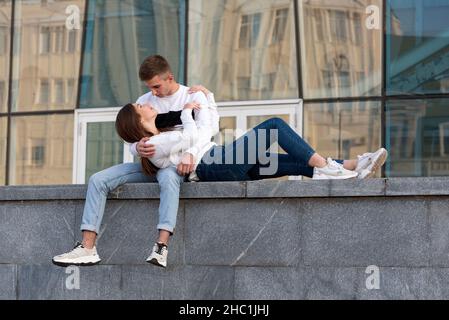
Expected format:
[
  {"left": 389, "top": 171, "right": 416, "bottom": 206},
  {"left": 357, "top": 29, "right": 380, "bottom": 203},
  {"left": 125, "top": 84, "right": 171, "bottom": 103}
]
[
  {"left": 196, "top": 117, "right": 342, "bottom": 181},
  {"left": 80, "top": 164, "right": 184, "bottom": 234}
]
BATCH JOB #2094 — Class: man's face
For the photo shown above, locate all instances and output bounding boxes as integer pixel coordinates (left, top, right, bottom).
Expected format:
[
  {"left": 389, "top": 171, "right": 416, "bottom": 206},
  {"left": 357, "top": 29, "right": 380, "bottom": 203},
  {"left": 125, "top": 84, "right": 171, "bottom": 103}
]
[{"left": 145, "top": 73, "right": 173, "bottom": 98}]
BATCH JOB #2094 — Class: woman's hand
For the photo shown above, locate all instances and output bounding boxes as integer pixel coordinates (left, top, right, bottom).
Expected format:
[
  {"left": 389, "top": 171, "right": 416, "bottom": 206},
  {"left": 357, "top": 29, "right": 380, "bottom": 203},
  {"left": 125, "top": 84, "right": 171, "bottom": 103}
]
[
  {"left": 177, "top": 153, "right": 196, "bottom": 176},
  {"left": 184, "top": 102, "right": 201, "bottom": 110},
  {"left": 188, "top": 85, "right": 210, "bottom": 96}
]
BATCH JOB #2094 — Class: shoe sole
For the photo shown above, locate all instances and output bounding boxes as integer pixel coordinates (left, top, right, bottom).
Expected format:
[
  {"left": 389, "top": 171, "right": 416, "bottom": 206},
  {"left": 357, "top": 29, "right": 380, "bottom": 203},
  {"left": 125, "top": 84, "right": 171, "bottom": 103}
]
[
  {"left": 52, "top": 259, "right": 101, "bottom": 268},
  {"left": 364, "top": 148, "right": 388, "bottom": 179},
  {"left": 146, "top": 258, "right": 166, "bottom": 268},
  {"left": 313, "top": 172, "right": 359, "bottom": 180}
]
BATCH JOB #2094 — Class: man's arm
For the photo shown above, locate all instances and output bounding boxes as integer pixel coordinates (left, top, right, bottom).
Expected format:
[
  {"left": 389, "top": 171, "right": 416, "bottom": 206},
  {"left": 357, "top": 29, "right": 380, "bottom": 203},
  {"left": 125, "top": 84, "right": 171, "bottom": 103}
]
[
  {"left": 177, "top": 92, "right": 214, "bottom": 176},
  {"left": 155, "top": 110, "right": 195, "bottom": 129}
]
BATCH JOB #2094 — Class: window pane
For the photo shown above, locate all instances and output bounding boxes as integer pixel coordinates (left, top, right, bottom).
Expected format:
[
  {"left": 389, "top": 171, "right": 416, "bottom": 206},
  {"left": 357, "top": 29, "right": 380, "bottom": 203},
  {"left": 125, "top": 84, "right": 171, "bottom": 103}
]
[
  {"left": 299, "top": 0, "right": 382, "bottom": 99},
  {"left": 9, "top": 114, "right": 73, "bottom": 185},
  {"left": 247, "top": 115, "right": 290, "bottom": 130},
  {"left": 79, "top": 0, "right": 186, "bottom": 108},
  {"left": 248, "top": 114, "right": 290, "bottom": 155},
  {"left": 386, "top": 99, "right": 449, "bottom": 177},
  {"left": 304, "top": 101, "right": 382, "bottom": 162},
  {"left": 85, "top": 122, "right": 123, "bottom": 182},
  {"left": 0, "top": 1, "right": 11, "bottom": 114},
  {"left": 11, "top": 0, "right": 85, "bottom": 112},
  {"left": 387, "top": 0, "right": 449, "bottom": 95},
  {"left": 217, "top": 116, "right": 236, "bottom": 145},
  {"left": 0, "top": 117, "right": 6, "bottom": 185},
  {"left": 188, "top": 0, "right": 298, "bottom": 101}
]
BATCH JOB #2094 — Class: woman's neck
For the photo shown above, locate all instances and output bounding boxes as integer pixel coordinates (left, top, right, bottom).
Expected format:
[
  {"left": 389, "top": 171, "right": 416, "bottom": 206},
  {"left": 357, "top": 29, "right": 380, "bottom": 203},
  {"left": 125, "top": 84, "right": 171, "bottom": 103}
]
[{"left": 144, "top": 119, "right": 159, "bottom": 136}]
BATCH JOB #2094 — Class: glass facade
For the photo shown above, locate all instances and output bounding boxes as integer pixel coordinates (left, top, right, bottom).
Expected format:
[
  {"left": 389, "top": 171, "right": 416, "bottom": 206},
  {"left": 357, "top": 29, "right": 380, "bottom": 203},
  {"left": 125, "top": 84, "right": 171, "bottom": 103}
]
[
  {"left": 304, "top": 101, "right": 382, "bottom": 161},
  {"left": 11, "top": 0, "right": 85, "bottom": 112},
  {"left": 0, "top": 117, "right": 6, "bottom": 184},
  {"left": 188, "top": 0, "right": 298, "bottom": 101},
  {"left": 1, "top": 0, "right": 449, "bottom": 185},
  {"left": 85, "top": 122, "right": 123, "bottom": 182},
  {"left": 299, "top": 0, "right": 382, "bottom": 99},
  {"left": 387, "top": 98, "right": 449, "bottom": 177},
  {"left": 79, "top": 0, "right": 186, "bottom": 108},
  {"left": 387, "top": 0, "right": 449, "bottom": 95},
  {"left": 9, "top": 114, "right": 73, "bottom": 185},
  {"left": 0, "top": 0, "right": 11, "bottom": 114}
]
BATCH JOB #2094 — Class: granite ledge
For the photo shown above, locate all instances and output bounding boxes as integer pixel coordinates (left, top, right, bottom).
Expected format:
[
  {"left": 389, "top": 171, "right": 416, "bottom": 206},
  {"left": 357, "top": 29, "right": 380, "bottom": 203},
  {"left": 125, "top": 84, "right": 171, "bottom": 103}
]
[{"left": 0, "top": 178, "right": 449, "bottom": 201}]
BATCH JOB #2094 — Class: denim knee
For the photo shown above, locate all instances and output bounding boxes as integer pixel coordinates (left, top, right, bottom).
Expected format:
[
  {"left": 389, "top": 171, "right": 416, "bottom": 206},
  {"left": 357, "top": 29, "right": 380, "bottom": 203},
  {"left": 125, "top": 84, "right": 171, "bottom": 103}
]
[
  {"left": 157, "top": 167, "right": 183, "bottom": 191},
  {"left": 88, "top": 172, "right": 110, "bottom": 195}
]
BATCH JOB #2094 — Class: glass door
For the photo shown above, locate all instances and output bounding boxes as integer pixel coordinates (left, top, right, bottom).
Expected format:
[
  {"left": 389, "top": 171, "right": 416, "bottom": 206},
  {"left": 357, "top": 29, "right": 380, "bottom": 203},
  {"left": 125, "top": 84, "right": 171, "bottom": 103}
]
[{"left": 74, "top": 108, "right": 133, "bottom": 184}]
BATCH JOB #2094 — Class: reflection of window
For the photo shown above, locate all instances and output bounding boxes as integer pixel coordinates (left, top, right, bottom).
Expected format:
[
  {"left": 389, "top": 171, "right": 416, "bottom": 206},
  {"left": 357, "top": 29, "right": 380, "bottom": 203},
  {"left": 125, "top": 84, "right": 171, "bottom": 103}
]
[
  {"left": 237, "top": 76, "right": 251, "bottom": 97},
  {"left": 31, "top": 145, "right": 45, "bottom": 167},
  {"left": 323, "top": 70, "right": 334, "bottom": 89},
  {"left": 67, "top": 30, "right": 77, "bottom": 52},
  {"left": 440, "top": 122, "right": 449, "bottom": 156},
  {"left": 0, "top": 81, "right": 4, "bottom": 108},
  {"left": 338, "top": 71, "right": 351, "bottom": 88},
  {"left": 239, "top": 13, "right": 261, "bottom": 48},
  {"left": 314, "top": 9, "right": 324, "bottom": 42},
  {"left": 39, "top": 79, "right": 49, "bottom": 104},
  {"left": 53, "top": 26, "right": 64, "bottom": 53},
  {"left": 211, "top": 19, "right": 221, "bottom": 45},
  {"left": 39, "top": 26, "right": 51, "bottom": 54},
  {"left": 66, "top": 79, "right": 75, "bottom": 103},
  {"left": 272, "top": 8, "right": 288, "bottom": 43},
  {"left": 0, "top": 26, "right": 7, "bottom": 55},
  {"left": 54, "top": 79, "right": 64, "bottom": 104},
  {"left": 330, "top": 10, "right": 348, "bottom": 42},
  {"left": 217, "top": 116, "right": 236, "bottom": 144},
  {"left": 352, "top": 12, "right": 363, "bottom": 45}
]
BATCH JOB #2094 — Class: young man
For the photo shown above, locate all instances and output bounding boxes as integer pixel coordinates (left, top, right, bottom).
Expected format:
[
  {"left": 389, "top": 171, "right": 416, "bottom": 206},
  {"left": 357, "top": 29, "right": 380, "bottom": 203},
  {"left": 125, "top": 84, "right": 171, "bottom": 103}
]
[{"left": 52, "top": 55, "right": 219, "bottom": 268}]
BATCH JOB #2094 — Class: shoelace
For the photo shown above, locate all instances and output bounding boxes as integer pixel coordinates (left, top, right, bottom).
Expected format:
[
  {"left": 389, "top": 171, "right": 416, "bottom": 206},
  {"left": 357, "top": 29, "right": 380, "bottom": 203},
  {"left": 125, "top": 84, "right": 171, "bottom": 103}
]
[
  {"left": 155, "top": 243, "right": 167, "bottom": 255},
  {"left": 326, "top": 158, "right": 343, "bottom": 169}
]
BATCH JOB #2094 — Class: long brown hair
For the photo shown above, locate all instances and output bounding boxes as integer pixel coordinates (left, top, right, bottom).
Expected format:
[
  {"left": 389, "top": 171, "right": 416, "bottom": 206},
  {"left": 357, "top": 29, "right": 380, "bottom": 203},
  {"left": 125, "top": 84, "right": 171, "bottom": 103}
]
[{"left": 115, "top": 103, "right": 159, "bottom": 176}]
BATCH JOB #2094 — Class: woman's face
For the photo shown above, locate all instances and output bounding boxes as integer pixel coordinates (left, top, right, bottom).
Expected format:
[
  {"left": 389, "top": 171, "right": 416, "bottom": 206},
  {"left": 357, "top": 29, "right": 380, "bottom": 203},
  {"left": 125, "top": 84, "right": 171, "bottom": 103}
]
[{"left": 134, "top": 103, "right": 158, "bottom": 123}]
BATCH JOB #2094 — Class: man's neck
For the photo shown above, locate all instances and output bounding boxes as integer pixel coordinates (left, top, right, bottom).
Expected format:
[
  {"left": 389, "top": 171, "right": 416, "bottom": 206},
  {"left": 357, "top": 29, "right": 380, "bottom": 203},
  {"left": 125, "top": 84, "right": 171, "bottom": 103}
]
[{"left": 167, "top": 83, "right": 181, "bottom": 97}]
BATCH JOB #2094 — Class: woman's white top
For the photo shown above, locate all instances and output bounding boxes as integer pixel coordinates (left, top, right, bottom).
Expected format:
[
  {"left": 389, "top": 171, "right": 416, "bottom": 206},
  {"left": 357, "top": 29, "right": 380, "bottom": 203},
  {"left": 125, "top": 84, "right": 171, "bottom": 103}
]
[{"left": 145, "top": 106, "right": 216, "bottom": 170}]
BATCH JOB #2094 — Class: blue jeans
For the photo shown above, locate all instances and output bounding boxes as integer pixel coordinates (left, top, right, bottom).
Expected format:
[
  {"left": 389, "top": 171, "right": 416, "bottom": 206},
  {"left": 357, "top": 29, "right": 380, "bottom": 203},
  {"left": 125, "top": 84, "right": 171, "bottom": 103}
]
[
  {"left": 196, "top": 117, "right": 340, "bottom": 181},
  {"left": 80, "top": 163, "right": 184, "bottom": 234}
]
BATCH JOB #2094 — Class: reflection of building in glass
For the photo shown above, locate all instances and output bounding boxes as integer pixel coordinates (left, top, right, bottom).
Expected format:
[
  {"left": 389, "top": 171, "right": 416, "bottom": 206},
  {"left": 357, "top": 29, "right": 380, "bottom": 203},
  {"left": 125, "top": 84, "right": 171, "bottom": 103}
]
[
  {"left": 305, "top": 101, "right": 381, "bottom": 161},
  {"left": 2, "top": 0, "right": 449, "bottom": 185},
  {"left": 300, "top": 0, "right": 382, "bottom": 160},
  {"left": 10, "top": 115, "right": 73, "bottom": 185},
  {"left": 79, "top": 0, "right": 184, "bottom": 109},
  {"left": 13, "top": 0, "right": 85, "bottom": 112},
  {"left": 388, "top": 1, "right": 449, "bottom": 95},
  {"left": 387, "top": 100, "right": 449, "bottom": 177},
  {"left": 0, "top": 1, "right": 11, "bottom": 114},
  {"left": 188, "top": 0, "right": 298, "bottom": 102},
  {"left": 301, "top": 0, "right": 382, "bottom": 98}
]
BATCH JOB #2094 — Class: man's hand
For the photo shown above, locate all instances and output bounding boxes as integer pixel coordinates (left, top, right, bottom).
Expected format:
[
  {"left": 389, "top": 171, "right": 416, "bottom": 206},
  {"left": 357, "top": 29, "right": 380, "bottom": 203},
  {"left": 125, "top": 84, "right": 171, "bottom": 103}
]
[
  {"left": 177, "top": 153, "right": 196, "bottom": 176},
  {"left": 137, "top": 137, "right": 156, "bottom": 158},
  {"left": 184, "top": 102, "right": 201, "bottom": 110},
  {"left": 188, "top": 85, "right": 210, "bottom": 96}
]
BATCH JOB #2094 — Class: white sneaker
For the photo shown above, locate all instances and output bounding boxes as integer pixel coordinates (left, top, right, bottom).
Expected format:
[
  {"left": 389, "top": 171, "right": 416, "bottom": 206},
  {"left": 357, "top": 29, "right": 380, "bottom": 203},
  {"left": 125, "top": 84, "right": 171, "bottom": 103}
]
[
  {"left": 146, "top": 243, "right": 168, "bottom": 268},
  {"left": 52, "top": 242, "right": 101, "bottom": 267},
  {"left": 313, "top": 158, "right": 359, "bottom": 180},
  {"left": 355, "top": 148, "right": 388, "bottom": 179}
]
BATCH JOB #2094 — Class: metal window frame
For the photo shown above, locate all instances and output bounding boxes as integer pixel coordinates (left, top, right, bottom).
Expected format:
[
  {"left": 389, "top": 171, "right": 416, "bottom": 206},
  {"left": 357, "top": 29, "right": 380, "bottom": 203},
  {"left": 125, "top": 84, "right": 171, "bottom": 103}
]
[{"left": 73, "top": 107, "right": 134, "bottom": 184}]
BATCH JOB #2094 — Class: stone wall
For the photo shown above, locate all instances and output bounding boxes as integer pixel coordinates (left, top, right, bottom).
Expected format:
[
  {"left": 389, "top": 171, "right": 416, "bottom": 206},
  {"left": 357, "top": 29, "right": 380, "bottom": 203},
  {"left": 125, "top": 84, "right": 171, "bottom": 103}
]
[{"left": 1, "top": 178, "right": 449, "bottom": 300}]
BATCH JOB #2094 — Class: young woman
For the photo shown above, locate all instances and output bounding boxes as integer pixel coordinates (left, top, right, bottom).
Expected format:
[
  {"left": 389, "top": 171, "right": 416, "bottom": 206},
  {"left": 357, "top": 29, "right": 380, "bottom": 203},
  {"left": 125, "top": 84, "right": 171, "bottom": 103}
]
[{"left": 115, "top": 100, "right": 387, "bottom": 267}]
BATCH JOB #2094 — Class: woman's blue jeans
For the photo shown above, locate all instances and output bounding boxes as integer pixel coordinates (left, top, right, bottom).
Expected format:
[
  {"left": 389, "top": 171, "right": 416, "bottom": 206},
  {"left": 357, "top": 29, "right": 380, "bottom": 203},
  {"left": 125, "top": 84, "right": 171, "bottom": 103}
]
[{"left": 196, "top": 117, "right": 330, "bottom": 181}]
